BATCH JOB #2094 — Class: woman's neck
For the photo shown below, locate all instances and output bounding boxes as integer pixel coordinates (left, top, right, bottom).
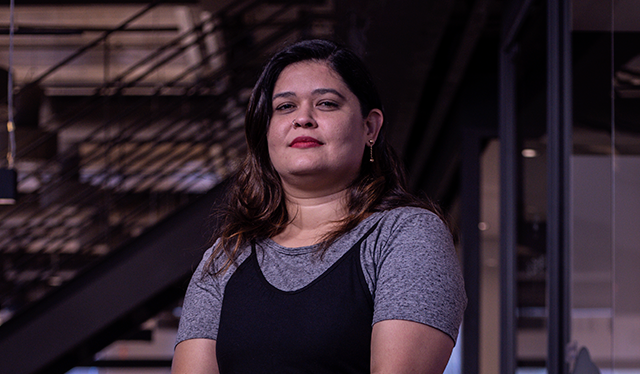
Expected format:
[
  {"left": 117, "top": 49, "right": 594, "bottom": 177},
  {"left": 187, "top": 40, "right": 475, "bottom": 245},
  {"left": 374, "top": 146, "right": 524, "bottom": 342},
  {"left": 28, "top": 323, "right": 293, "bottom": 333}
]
[{"left": 271, "top": 187, "right": 349, "bottom": 248}]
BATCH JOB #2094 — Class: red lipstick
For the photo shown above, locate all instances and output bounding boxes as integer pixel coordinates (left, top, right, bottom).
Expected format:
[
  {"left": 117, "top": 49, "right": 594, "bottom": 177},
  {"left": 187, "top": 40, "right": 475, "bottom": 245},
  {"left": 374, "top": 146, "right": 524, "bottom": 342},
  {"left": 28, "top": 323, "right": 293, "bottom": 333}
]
[{"left": 290, "top": 136, "right": 323, "bottom": 148}]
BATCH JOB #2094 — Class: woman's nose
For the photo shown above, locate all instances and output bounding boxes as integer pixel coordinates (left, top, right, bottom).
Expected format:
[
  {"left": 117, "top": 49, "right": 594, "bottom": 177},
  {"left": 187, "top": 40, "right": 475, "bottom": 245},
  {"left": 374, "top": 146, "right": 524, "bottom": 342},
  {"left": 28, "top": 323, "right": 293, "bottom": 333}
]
[
  {"left": 292, "top": 119, "right": 316, "bottom": 128},
  {"left": 292, "top": 108, "right": 318, "bottom": 128}
]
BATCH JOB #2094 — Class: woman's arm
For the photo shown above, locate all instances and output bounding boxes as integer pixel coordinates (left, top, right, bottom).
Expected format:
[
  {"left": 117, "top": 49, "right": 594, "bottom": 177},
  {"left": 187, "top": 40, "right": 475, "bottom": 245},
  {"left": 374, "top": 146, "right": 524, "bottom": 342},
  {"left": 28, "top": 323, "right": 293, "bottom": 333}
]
[
  {"left": 171, "top": 339, "right": 219, "bottom": 374},
  {"left": 371, "top": 319, "right": 454, "bottom": 374}
]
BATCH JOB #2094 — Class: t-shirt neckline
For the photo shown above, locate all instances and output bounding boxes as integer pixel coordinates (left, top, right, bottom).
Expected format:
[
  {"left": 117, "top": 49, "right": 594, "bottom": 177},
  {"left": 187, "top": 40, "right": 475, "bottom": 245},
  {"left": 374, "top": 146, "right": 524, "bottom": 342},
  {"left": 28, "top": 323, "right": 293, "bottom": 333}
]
[{"left": 262, "top": 211, "right": 383, "bottom": 255}]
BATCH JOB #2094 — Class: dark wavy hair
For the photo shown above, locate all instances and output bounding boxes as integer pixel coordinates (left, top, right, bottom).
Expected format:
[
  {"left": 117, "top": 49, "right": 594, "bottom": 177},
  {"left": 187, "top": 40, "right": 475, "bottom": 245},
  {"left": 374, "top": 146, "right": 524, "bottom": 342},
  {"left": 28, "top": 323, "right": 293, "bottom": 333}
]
[{"left": 207, "top": 39, "right": 439, "bottom": 275}]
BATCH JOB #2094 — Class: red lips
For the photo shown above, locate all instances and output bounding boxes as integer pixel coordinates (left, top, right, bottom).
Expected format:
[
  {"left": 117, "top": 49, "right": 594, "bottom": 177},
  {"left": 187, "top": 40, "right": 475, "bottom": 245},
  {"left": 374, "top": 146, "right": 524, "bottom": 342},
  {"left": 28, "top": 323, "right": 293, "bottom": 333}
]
[{"left": 290, "top": 136, "right": 324, "bottom": 148}]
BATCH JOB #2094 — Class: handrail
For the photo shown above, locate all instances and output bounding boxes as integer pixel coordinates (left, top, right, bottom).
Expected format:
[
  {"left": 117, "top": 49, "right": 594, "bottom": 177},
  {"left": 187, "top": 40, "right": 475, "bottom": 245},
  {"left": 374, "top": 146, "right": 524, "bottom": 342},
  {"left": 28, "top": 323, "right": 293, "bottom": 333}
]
[
  {"left": 29, "top": 0, "right": 260, "bottom": 85},
  {"left": 3, "top": 0, "right": 265, "bottom": 236},
  {"left": 69, "top": 5, "right": 298, "bottom": 197},
  {"left": 12, "top": 1, "right": 256, "bottom": 172},
  {"left": 11, "top": 0, "right": 297, "bottom": 191},
  {"left": 0, "top": 0, "right": 332, "bottom": 318},
  {"left": 31, "top": 1, "right": 162, "bottom": 85},
  {"left": 2, "top": 2, "right": 298, "bottom": 227},
  {"left": 12, "top": 0, "right": 258, "bottom": 160},
  {"left": 103, "top": 0, "right": 264, "bottom": 89},
  {"left": 2, "top": 1, "right": 313, "bottom": 223}
]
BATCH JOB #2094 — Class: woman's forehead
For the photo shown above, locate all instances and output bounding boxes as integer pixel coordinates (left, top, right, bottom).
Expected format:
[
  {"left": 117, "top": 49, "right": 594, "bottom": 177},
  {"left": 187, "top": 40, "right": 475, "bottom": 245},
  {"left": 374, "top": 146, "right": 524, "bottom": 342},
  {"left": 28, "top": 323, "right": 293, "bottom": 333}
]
[{"left": 273, "top": 61, "right": 348, "bottom": 95}]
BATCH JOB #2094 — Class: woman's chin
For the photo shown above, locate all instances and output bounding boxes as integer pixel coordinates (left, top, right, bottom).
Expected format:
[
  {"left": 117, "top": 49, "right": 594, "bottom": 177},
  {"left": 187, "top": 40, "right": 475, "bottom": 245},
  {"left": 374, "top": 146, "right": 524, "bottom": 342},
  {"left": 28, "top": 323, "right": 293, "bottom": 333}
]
[
  {"left": 286, "top": 165, "right": 355, "bottom": 179},
  {"left": 281, "top": 168, "right": 357, "bottom": 193}
]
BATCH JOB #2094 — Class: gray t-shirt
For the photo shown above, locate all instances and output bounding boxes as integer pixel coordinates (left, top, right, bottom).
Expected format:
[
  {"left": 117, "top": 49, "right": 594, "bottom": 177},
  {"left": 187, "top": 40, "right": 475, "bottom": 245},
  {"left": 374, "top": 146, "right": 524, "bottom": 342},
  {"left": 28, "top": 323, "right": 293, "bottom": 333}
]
[{"left": 176, "top": 206, "right": 467, "bottom": 345}]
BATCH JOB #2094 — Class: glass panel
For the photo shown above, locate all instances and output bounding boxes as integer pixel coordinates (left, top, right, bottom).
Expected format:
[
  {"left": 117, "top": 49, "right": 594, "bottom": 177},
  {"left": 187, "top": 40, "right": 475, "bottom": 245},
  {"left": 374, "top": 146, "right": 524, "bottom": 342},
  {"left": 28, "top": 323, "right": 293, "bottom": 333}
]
[
  {"left": 612, "top": 1, "right": 640, "bottom": 371},
  {"left": 571, "top": 0, "right": 640, "bottom": 372},
  {"left": 571, "top": 0, "right": 615, "bottom": 366}
]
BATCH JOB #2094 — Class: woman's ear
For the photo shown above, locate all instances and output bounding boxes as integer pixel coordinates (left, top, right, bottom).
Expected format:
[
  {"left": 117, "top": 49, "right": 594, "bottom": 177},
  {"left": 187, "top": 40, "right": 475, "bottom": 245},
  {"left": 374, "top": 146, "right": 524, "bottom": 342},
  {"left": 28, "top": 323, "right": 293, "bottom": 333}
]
[{"left": 364, "top": 108, "right": 384, "bottom": 142}]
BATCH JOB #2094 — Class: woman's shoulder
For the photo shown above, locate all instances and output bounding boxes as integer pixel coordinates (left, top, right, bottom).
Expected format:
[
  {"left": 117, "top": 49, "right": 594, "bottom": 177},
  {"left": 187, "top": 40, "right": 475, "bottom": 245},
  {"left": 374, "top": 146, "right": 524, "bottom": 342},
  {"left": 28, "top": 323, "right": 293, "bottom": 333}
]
[
  {"left": 351, "top": 206, "right": 454, "bottom": 267},
  {"left": 373, "top": 206, "right": 449, "bottom": 236},
  {"left": 377, "top": 205, "right": 442, "bottom": 222},
  {"left": 336, "top": 206, "right": 449, "bottom": 250},
  {"left": 194, "top": 242, "right": 253, "bottom": 286},
  {"left": 360, "top": 206, "right": 456, "bottom": 271}
]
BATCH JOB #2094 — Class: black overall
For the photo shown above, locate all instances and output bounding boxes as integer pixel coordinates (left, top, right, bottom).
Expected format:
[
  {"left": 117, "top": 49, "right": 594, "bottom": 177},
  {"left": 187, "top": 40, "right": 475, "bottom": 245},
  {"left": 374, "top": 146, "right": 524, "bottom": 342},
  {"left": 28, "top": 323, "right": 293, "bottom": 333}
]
[{"left": 216, "top": 225, "right": 378, "bottom": 373}]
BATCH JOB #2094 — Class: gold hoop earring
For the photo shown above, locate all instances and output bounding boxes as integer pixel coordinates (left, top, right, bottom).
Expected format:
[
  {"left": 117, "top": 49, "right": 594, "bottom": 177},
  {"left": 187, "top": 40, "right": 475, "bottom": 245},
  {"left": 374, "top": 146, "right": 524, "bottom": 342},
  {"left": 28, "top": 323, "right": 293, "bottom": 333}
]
[{"left": 368, "top": 139, "right": 374, "bottom": 163}]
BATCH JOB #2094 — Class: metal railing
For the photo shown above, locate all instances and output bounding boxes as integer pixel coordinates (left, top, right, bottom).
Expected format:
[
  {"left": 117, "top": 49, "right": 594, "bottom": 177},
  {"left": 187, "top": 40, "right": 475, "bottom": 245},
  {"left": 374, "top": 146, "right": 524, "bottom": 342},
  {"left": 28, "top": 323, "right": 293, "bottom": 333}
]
[{"left": 0, "top": 0, "right": 335, "bottom": 323}]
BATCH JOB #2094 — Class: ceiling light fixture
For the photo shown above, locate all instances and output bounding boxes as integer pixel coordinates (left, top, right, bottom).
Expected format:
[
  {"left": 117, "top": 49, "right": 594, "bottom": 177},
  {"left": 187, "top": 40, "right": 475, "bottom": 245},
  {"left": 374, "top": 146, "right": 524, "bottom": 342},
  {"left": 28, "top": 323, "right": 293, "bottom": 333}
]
[{"left": 522, "top": 149, "right": 538, "bottom": 158}]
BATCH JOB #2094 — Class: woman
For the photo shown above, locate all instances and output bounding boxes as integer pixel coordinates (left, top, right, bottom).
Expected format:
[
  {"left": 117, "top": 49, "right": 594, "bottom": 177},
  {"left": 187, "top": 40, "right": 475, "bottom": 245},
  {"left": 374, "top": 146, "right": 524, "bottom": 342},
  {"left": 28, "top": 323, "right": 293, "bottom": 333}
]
[{"left": 172, "top": 39, "right": 466, "bottom": 374}]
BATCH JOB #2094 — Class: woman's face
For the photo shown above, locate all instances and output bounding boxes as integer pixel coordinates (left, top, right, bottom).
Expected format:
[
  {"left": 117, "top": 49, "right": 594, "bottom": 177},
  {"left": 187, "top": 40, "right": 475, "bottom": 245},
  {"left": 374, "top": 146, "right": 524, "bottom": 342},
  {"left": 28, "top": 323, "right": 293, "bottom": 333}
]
[{"left": 266, "top": 61, "right": 381, "bottom": 194}]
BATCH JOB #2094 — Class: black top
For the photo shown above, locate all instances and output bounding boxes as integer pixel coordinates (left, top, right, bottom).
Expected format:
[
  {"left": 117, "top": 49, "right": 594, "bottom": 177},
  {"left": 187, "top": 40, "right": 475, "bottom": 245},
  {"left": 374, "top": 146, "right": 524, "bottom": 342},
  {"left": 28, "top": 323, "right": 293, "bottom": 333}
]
[{"left": 216, "top": 224, "right": 378, "bottom": 373}]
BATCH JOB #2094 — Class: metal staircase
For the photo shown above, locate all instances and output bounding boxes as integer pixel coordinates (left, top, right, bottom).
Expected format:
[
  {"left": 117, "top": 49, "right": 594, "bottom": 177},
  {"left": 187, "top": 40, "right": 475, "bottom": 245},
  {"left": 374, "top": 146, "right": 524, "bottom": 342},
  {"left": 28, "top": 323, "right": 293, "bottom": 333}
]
[{"left": 0, "top": 1, "right": 335, "bottom": 373}]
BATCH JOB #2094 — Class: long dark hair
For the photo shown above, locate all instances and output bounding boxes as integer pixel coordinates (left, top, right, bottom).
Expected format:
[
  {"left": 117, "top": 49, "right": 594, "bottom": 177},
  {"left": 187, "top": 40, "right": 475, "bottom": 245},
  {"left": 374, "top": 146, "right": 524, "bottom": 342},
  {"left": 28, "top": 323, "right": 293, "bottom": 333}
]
[{"left": 207, "top": 39, "right": 439, "bottom": 275}]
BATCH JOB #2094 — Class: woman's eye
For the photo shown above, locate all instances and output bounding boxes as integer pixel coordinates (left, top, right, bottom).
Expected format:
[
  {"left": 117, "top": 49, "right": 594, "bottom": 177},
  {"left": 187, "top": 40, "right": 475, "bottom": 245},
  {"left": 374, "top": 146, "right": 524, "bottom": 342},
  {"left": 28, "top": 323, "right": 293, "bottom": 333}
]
[
  {"left": 318, "top": 101, "right": 338, "bottom": 109},
  {"left": 275, "top": 103, "right": 294, "bottom": 111}
]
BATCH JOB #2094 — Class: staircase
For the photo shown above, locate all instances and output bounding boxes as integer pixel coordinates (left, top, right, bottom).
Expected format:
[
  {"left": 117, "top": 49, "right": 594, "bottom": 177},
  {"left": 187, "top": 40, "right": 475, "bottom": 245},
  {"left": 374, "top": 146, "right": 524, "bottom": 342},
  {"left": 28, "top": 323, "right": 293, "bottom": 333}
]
[{"left": 0, "top": 1, "right": 335, "bottom": 373}]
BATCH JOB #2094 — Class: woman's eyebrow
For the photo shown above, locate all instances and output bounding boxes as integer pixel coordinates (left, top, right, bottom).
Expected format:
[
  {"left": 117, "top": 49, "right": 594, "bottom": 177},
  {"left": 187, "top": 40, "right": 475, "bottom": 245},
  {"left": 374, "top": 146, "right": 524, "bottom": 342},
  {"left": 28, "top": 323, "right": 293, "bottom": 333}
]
[
  {"left": 312, "top": 88, "right": 345, "bottom": 99},
  {"left": 273, "top": 91, "right": 296, "bottom": 101},
  {"left": 272, "top": 88, "right": 346, "bottom": 102}
]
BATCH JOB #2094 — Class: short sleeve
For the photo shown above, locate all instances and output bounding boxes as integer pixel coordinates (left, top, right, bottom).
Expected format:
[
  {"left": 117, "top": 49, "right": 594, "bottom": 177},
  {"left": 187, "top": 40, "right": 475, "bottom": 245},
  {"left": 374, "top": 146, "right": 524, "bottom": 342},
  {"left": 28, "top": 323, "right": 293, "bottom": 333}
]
[
  {"left": 371, "top": 211, "right": 467, "bottom": 343},
  {"left": 175, "top": 247, "right": 222, "bottom": 346}
]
